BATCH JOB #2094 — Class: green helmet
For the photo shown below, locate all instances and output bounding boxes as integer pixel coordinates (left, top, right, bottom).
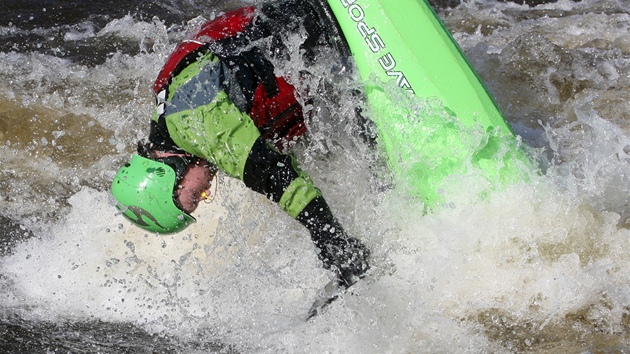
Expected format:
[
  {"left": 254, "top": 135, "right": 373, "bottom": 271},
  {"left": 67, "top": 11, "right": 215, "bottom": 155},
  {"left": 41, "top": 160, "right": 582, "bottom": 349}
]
[{"left": 111, "top": 154, "right": 195, "bottom": 234}]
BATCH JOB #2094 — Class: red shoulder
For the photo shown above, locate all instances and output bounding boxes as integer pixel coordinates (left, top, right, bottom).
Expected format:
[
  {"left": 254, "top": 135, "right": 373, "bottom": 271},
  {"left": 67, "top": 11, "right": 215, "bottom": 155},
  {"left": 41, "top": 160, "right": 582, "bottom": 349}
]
[
  {"left": 196, "top": 6, "right": 255, "bottom": 41},
  {"left": 153, "top": 6, "right": 256, "bottom": 94}
]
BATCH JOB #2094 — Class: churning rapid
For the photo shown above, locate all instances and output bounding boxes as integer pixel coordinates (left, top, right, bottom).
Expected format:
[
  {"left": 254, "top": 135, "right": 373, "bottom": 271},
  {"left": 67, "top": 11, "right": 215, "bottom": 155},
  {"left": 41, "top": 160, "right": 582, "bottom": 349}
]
[{"left": 1, "top": 0, "right": 630, "bottom": 352}]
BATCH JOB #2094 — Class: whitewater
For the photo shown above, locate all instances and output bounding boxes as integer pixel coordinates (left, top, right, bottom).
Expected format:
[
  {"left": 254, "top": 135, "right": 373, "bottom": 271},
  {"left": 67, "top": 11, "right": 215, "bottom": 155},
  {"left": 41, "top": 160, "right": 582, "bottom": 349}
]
[{"left": 1, "top": 0, "right": 630, "bottom": 352}]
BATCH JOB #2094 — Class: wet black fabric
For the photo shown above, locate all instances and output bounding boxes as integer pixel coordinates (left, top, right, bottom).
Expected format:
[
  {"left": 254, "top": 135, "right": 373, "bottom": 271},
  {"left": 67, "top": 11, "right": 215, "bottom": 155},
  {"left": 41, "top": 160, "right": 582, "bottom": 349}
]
[
  {"left": 243, "top": 137, "right": 299, "bottom": 203},
  {"left": 296, "top": 196, "right": 370, "bottom": 287},
  {"left": 147, "top": 118, "right": 186, "bottom": 154},
  {"left": 220, "top": 48, "right": 279, "bottom": 113},
  {"left": 259, "top": 0, "right": 345, "bottom": 64}
]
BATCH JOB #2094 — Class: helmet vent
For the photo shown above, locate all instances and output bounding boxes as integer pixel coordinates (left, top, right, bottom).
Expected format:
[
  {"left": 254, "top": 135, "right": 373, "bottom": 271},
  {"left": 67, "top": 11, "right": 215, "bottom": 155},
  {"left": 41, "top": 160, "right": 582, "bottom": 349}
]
[{"left": 155, "top": 167, "right": 167, "bottom": 177}]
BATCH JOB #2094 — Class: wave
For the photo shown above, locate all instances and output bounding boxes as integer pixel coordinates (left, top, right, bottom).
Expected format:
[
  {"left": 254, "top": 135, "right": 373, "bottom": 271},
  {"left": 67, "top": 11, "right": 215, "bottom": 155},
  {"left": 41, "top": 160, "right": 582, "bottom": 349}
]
[{"left": 1, "top": 0, "right": 629, "bottom": 352}]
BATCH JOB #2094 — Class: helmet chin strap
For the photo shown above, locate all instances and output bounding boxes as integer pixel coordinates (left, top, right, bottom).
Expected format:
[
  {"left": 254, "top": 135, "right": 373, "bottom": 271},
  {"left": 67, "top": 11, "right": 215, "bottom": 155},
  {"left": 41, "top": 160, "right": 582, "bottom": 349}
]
[{"left": 201, "top": 172, "right": 219, "bottom": 204}]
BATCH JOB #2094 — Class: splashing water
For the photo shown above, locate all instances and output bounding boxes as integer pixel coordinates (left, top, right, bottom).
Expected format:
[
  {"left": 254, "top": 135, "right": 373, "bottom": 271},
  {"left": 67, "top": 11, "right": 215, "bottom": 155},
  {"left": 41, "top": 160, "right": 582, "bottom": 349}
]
[{"left": 2, "top": 0, "right": 630, "bottom": 352}]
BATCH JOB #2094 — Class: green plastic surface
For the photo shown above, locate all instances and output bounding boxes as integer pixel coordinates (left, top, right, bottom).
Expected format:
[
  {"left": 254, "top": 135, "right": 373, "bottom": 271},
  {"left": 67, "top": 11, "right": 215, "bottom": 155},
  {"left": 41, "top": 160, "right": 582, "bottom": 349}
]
[
  {"left": 327, "top": 0, "right": 533, "bottom": 207},
  {"left": 112, "top": 154, "right": 196, "bottom": 234}
]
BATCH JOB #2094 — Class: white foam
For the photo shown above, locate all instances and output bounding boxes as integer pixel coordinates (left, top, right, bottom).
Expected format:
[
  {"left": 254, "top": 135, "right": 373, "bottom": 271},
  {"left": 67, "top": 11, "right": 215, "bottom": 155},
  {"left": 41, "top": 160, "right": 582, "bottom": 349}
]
[
  {"left": 3, "top": 0, "right": 630, "bottom": 351},
  {"left": 4, "top": 150, "right": 630, "bottom": 352}
]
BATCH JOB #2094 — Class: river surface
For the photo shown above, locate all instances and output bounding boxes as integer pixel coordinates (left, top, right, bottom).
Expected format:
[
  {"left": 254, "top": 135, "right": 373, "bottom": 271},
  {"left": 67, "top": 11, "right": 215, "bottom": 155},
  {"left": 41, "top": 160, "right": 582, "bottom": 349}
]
[{"left": 2, "top": 0, "right": 630, "bottom": 352}]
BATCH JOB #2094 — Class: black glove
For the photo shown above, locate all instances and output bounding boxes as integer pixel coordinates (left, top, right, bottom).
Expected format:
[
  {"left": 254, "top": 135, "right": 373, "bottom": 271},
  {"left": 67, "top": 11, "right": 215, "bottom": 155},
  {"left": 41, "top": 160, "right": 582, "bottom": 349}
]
[{"left": 297, "top": 196, "right": 370, "bottom": 288}]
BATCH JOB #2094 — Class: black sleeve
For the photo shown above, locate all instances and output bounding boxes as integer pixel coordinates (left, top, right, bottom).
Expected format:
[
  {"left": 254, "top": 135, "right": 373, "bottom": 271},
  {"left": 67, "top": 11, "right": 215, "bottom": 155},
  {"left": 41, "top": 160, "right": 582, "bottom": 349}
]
[
  {"left": 243, "top": 137, "right": 300, "bottom": 203},
  {"left": 260, "top": 0, "right": 351, "bottom": 64},
  {"left": 144, "top": 117, "right": 185, "bottom": 154},
  {"left": 296, "top": 196, "right": 370, "bottom": 287}
]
